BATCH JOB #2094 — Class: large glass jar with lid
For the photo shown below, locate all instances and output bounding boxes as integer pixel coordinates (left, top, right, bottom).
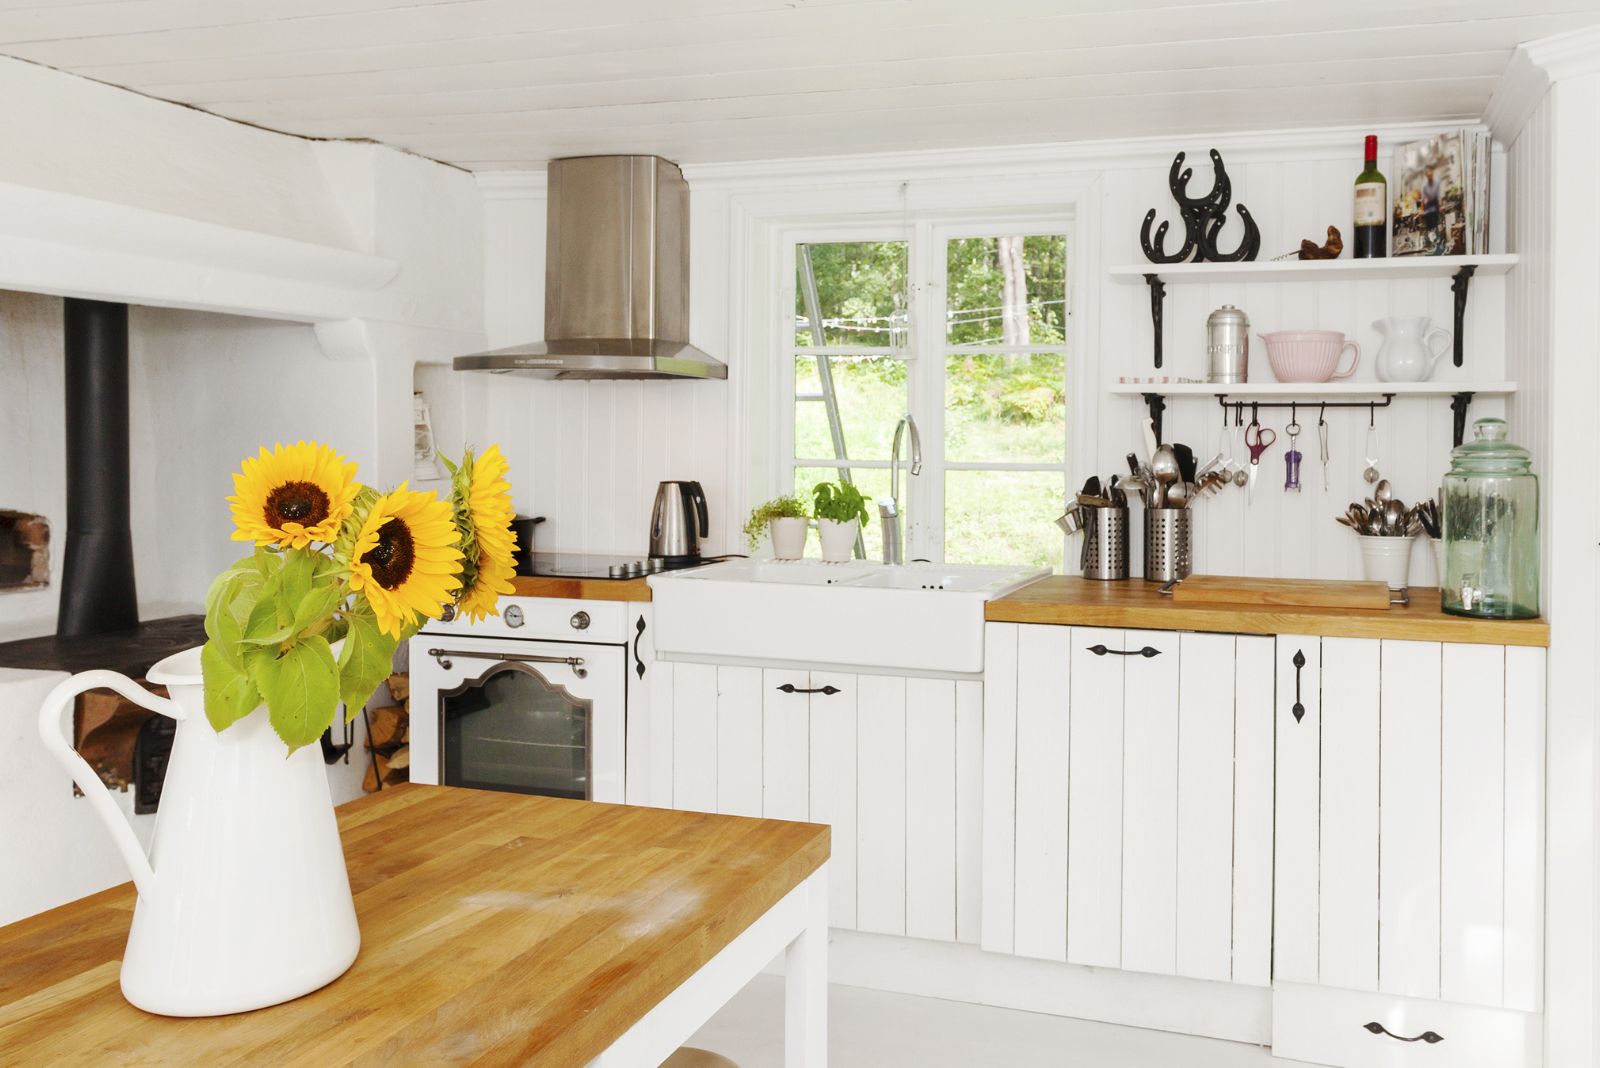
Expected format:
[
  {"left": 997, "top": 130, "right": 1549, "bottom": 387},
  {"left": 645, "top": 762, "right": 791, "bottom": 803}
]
[{"left": 1441, "top": 417, "right": 1539, "bottom": 618}]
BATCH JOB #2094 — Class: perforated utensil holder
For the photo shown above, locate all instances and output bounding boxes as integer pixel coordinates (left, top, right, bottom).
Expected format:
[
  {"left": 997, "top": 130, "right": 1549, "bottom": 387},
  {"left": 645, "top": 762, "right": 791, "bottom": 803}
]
[
  {"left": 1082, "top": 506, "right": 1129, "bottom": 581},
  {"left": 1144, "top": 507, "right": 1193, "bottom": 583}
]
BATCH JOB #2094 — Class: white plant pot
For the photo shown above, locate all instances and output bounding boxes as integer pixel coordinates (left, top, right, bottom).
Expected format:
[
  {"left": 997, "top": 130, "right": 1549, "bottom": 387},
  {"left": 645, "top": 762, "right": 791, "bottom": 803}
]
[
  {"left": 37, "top": 645, "right": 360, "bottom": 1016},
  {"left": 769, "top": 516, "right": 808, "bottom": 560},
  {"left": 1359, "top": 534, "right": 1414, "bottom": 592},
  {"left": 817, "top": 517, "right": 859, "bottom": 563}
]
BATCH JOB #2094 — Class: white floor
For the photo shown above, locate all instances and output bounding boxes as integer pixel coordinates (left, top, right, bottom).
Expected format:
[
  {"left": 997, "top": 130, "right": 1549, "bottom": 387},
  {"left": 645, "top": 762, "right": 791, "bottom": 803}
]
[{"left": 686, "top": 976, "right": 1303, "bottom": 1067}]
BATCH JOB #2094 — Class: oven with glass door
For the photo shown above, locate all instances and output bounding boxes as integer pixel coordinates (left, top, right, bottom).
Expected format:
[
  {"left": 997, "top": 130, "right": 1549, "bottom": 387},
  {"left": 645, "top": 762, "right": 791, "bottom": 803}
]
[{"left": 409, "top": 599, "right": 627, "bottom": 803}]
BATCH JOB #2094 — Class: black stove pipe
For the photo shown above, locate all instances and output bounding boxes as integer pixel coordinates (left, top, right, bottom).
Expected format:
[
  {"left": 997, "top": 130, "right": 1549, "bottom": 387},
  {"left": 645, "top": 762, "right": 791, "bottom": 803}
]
[{"left": 57, "top": 298, "right": 138, "bottom": 637}]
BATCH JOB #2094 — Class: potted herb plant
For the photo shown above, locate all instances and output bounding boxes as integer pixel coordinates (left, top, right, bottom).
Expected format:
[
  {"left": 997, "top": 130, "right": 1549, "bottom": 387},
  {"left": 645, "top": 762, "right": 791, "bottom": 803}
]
[
  {"left": 744, "top": 495, "right": 810, "bottom": 559},
  {"left": 811, "top": 481, "right": 870, "bottom": 563}
]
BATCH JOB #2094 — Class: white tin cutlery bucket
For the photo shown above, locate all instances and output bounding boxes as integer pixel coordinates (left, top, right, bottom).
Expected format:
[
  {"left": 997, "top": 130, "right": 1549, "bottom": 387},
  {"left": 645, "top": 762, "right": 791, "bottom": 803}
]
[{"left": 36, "top": 645, "right": 360, "bottom": 1017}]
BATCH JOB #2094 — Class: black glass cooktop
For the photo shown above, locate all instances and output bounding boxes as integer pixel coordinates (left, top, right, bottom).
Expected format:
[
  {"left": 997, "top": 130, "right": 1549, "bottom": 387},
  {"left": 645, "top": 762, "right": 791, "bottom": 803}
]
[{"left": 518, "top": 552, "right": 730, "bottom": 580}]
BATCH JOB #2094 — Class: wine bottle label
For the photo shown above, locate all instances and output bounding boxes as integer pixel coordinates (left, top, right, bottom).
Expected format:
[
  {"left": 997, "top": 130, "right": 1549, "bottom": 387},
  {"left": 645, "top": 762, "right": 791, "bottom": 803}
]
[{"left": 1354, "top": 184, "right": 1385, "bottom": 225}]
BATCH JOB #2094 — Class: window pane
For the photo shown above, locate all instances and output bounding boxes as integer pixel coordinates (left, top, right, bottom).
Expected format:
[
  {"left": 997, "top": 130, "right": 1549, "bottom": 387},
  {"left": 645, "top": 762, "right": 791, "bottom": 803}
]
[
  {"left": 794, "top": 466, "right": 892, "bottom": 562},
  {"left": 944, "top": 469, "right": 1064, "bottom": 571},
  {"left": 946, "top": 234, "right": 1066, "bottom": 346},
  {"left": 794, "top": 356, "right": 908, "bottom": 461},
  {"left": 795, "top": 241, "right": 909, "bottom": 348},
  {"left": 944, "top": 352, "right": 1066, "bottom": 463}
]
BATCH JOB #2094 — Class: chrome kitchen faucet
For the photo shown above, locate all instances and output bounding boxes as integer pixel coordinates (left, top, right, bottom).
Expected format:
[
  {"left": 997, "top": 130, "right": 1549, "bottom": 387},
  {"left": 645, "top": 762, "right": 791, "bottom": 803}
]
[{"left": 879, "top": 412, "right": 922, "bottom": 564}]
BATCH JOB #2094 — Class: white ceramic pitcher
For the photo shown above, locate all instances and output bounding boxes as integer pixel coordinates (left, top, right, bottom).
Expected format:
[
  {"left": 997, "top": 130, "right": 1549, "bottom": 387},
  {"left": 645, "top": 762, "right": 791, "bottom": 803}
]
[
  {"left": 37, "top": 645, "right": 360, "bottom": 1017},
  {"left": 1373, "top": 316, "right": 1453, "bottom": 382}
]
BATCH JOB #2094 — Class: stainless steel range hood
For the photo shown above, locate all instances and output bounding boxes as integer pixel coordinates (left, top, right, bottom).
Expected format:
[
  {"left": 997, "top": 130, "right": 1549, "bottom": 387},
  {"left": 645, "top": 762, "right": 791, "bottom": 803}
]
[{"left": 455, "top": 155, "right": 726, "bottom": 381}]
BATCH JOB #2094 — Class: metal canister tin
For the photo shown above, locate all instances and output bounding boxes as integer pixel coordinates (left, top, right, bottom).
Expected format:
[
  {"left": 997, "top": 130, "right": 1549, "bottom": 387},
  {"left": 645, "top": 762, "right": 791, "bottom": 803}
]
[{"left": 1206, "top": 304, "right": 1250, "bottom": 384}]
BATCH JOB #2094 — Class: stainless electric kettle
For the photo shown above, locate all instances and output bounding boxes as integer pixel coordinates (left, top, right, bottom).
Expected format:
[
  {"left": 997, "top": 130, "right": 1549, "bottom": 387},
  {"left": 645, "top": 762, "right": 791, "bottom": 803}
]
[{"left": 649, "top": 480, "right": 709, "bottom": 563}]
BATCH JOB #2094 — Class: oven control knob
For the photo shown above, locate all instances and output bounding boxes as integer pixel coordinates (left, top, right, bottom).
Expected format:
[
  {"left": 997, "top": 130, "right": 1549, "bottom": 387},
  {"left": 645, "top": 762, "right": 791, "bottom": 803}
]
[
  {"left": 503, "top": 605, "right": 525, "bottom": 628},
  {"left": 570, "top": 610, "right": 591, "bottom": 631}
]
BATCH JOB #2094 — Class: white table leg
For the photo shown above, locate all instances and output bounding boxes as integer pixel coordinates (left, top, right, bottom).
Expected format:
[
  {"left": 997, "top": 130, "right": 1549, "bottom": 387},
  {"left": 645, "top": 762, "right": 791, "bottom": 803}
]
[{"left": 785, "top": 864, "right": 829, "bottom": 1067}]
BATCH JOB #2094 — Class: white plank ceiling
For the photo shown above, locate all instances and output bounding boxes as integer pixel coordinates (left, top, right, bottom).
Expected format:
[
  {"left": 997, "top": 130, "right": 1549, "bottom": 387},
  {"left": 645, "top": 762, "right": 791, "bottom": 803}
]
[{"left": 1, "top": 0, "right": 1597, "bottom": 169}]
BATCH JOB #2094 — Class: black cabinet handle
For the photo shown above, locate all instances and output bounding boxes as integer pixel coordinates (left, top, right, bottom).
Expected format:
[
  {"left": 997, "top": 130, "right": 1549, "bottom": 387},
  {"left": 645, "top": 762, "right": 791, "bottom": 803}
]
[
  {"left": 1363, "top": 1022, "right": 1443, "bottom": 1044},
  {"left": 1291, "top": 649, "right": 1306, "bottom": 723},
  {"left": 776, "top": 683, "right": 841, "bottom": 695},
  {"left": 632, "top": 616, "right": 646, "bottom": 680},
  {"left": 1087, "top": 644, "right": 1161, "bottom": 658}
]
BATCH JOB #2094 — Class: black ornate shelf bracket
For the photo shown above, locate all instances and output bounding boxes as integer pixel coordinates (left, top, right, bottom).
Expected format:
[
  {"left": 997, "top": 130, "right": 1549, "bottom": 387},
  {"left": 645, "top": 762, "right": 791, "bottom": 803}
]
[
  {"left": 1450, "top": 392, "right": 1475, "bottom": 448},
  {"left": 1450, "top": 264, "right": 1476, "bottom": 368},
  {"left": 1142, "top": 392, "right": 1167, "bottom": 445},
  {"left": 1363, "top": 1022, "right": 1443, "bottom": 1044},
  {"left": 1144, "top": 273, "right": 1166, "bottom": 368}
]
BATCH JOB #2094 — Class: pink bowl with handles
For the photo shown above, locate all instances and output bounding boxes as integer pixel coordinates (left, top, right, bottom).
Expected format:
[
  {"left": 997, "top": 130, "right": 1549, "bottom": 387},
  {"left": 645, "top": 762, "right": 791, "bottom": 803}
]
[{"left": 1259, "top": 330, "right": 1361, "bottom": 383}]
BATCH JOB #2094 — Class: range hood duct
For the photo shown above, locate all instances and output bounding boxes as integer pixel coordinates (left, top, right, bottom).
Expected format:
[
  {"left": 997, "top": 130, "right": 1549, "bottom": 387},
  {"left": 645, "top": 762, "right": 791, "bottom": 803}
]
[{"left": 455, "top": 155, "right": 726, "bottom": 381}]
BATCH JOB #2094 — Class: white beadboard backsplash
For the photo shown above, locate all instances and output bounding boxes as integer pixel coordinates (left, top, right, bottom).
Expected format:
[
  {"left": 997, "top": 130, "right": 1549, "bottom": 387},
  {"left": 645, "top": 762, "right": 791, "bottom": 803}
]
[{"left": 461, "top": 128, "right": 1509, "bottom": 582}]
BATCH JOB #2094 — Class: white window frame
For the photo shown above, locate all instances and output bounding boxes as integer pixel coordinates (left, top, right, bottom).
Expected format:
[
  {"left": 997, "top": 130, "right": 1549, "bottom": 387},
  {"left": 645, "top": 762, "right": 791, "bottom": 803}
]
[{"left": 775, "top": 212, "right": 1075, "bottom": 564}]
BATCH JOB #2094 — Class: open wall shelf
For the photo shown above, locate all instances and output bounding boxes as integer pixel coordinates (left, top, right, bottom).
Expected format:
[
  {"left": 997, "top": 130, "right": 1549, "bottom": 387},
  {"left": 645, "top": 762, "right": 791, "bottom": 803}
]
[
  {"left": 1110, "top": 381, "right": 1518, "bottom": 448},
  {"left": 1108, "top": 254, "right": 1518, "bottom": 285},
  {"left": 1112, "top": 254, "right": 1519, "bottom": 372}
]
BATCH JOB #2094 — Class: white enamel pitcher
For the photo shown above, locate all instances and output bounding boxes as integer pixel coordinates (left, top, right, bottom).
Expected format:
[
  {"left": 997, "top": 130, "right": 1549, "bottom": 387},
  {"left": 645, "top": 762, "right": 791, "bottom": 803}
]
[
  {"left": 1373, "top": 316, "right": 1453, "bottom": 383},
  {"left": 37, "top": 645, "right": 360, "bottom": 1017}
]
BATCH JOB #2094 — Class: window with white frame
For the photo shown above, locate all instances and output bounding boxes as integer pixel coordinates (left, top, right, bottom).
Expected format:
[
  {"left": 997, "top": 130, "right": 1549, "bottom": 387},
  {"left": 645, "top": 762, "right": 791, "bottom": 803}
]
[{"left": 780, "top": 218, "right": 1070, "bottom": 569}]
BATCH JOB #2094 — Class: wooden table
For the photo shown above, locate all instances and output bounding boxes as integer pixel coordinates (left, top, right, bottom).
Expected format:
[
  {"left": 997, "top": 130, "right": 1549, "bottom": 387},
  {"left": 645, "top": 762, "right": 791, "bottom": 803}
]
[{"left": 0, "top": 786, "right": 831, "bottom": 1067}]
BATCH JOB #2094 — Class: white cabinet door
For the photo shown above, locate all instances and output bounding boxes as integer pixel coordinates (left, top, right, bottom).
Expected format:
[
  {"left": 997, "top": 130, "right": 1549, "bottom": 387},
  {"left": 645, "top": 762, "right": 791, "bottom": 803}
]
[
  {"left": 1319, "top": 637, "right": 1381, "bottom": 993},
  {"left": 1274, "top": 634, "right": 1322, "bottom": 985},
  {"left": 1119, "top": 629, "right": 1181, "bottom": 975},
  {"left": 856, "top": 674, "right": 908, "bottom": 935},
  {"left": 1066, "top": 627, "right": 1125, "bottom": 968},
  {"left": 656, "top": 660, "right": 978, "bottom": 944},
  {"left": 761, "top": 668, "right": 809, "bottom": 822},
  {"left": 991, "top": 623, "right": 1270, "bottom": 983},
  {"left": 1273, "top": 638, "right": 1546, "bottom": 1013},
  {"left": 718, "top": 666, "right": 765, "bottom": 817},
  {"left": 808, "top": 671, "right": 858, "bottom": 929}
]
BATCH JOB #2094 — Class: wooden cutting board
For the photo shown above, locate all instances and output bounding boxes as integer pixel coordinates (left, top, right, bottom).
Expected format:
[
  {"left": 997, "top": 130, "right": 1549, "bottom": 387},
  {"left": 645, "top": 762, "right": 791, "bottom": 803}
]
[{"left": 1172, "top": 575, "right": 1393, "bottom": 610}]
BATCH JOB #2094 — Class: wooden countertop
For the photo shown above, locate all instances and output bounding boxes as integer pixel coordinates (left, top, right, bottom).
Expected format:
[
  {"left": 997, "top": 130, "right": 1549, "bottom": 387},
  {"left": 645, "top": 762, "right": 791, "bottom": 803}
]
[
  {"left": 986, "top": 576, "right": 1550, "bottom": 647},
  {"left": 511, "top": 574, "right": 652, "bottom": 602},
  {"left": 0, "top": 785, "right": 829, "bottom": 1066}
]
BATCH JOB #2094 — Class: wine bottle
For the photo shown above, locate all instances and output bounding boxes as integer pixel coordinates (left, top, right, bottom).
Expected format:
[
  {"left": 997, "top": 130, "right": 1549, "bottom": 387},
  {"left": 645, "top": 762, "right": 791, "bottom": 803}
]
[{"left": 1353, "top": 134, "right": 1387, "bottom": 258}]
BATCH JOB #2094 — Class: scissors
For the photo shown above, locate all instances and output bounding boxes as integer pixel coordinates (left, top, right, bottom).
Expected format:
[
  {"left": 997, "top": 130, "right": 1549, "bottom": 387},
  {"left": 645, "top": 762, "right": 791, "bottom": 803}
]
[{"left": 1244, "top": 419, "right": 1276, "bottom": 502}]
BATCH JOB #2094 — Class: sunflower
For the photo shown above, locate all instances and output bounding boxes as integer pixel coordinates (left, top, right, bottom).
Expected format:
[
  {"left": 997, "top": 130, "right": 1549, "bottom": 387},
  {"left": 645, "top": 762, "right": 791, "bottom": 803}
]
[
  {"left": 453, "top": 445, "right": 518, "bottom": 623},
  {"left": 229, "top": 441, "right": 360, "bottom": 549},
  {"left": 348, "top": 485, "right": 463, "bottom": 637}
]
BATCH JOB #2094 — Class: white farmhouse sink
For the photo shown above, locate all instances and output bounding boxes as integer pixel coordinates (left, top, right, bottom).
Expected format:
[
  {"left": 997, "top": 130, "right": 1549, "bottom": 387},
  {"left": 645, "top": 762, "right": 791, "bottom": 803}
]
[{"left": 647, "top": 560, "right": 1047, "bottom": 673}]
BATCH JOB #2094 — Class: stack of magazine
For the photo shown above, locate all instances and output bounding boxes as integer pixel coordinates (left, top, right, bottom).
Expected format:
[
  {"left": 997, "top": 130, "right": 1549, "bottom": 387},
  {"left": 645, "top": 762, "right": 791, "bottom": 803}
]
[{"left": 1392, "top": 129, "right": 1491, "bottom": 256}]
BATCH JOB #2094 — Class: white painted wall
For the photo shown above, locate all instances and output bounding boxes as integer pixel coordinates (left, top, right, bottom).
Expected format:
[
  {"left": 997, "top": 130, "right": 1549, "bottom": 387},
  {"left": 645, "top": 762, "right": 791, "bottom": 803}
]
[
  {"left": 1490, "top": 27, "right": 1600, "bottom": 1065},
  {"left": 474, "top": 123, "right": 1505, "bottom": 580},
  {"left": 0, "top": 60, "right": 475, "bottom": 923}
]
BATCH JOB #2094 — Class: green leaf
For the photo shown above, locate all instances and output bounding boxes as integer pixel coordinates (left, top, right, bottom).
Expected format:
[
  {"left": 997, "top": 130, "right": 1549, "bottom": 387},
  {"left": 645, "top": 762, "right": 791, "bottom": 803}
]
[
  {"left": 202, "top": 640, "right": 261, "bottom": 732},
  {"left": 254, "top": 635, "right": 339, "bottom": 753},
  {"left": 242, "top": 594, "right": 296, "bottom": 647},
  {"left": 280, "top": 550, "right": 316, "bottom": 610},
  {"left": 337, "top": 612, "right": 397, "bottom": 721},
  {"left": 292, "top": 581, "right": 344, "bottom": 633}
]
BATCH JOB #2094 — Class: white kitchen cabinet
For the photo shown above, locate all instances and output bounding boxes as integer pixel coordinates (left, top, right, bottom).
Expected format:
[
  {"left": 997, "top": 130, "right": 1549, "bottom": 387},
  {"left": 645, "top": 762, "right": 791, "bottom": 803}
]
[
  {"left": 649, "top": 659, "right": 980, "bottom": 940},
  {"left": 985, "top": 623, "right": 1272, "bottom": 984},
  {"left": 1270, "top": 635, "right": 1546, "bottom": 1068}
]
